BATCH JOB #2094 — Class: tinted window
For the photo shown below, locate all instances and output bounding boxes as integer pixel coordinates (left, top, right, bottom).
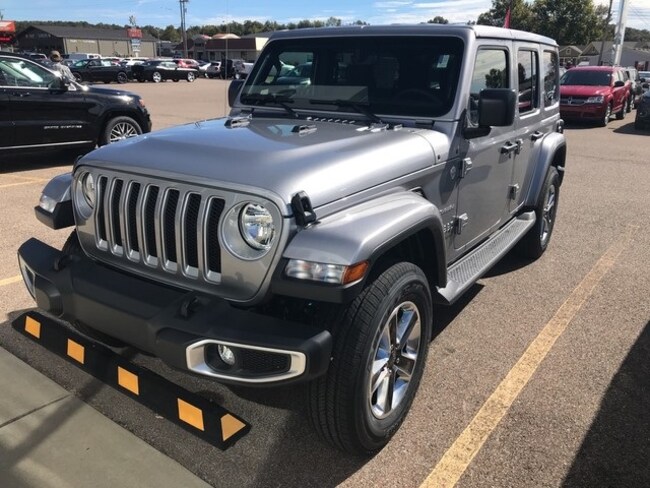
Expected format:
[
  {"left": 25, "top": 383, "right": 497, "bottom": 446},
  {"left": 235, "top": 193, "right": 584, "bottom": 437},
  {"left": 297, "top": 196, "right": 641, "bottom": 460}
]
[
  {"left": 543, "top": 51, "right": 559, "bottom": 107},
  {"left": 243, "top": 36, "right": 464, "bottom": 118},
  {"left": 518, "top": 50, "right": 539, "bottom": 113},
  {"left": 468, "top": 49, "right": 509, "bottom": 125},
  {"left": 0, "top": 57, "right": 57, "bottom": 88},
  {"left": 561, "top": 70, "right": 612, "bottom": 86}
]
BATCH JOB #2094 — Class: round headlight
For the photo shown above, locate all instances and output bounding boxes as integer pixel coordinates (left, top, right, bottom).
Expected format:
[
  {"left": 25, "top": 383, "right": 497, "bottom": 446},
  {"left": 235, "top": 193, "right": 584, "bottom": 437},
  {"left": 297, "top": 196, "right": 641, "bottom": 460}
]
[
  {"left": 81, "top": 173, "right": 96, "bottom": 208},
  {"left": 239, "top": 203, "right": 275, "bottom": 250}
]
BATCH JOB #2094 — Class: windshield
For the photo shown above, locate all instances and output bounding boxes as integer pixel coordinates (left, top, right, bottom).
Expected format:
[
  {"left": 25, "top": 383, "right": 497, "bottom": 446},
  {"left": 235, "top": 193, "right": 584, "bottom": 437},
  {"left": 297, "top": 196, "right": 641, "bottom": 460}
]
[
  {"left": 241, "top": 36, "right": 464, "bottom": 119},
  {"left": 560, "top": 70, "right": 612, "bottom": 86}
]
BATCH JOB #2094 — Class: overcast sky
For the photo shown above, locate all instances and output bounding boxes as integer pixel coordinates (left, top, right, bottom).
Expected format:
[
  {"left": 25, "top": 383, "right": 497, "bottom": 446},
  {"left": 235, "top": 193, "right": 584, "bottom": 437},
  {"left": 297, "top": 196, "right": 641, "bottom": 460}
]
[{"left": 3, "top": 0, "right": 650, "bottom": 30}]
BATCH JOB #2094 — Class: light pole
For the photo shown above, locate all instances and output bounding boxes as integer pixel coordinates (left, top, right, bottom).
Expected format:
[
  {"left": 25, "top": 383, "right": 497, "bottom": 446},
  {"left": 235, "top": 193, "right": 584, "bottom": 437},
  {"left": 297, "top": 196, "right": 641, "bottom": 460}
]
[{"left": 179, "top": 0, "right": 189, "bottom": 58}]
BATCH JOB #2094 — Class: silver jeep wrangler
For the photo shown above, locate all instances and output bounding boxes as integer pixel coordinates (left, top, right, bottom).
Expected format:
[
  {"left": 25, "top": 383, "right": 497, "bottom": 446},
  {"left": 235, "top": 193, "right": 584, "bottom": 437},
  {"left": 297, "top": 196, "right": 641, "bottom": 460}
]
[{"left": 19, "top": 25, "right": 566, "bottom": 454}]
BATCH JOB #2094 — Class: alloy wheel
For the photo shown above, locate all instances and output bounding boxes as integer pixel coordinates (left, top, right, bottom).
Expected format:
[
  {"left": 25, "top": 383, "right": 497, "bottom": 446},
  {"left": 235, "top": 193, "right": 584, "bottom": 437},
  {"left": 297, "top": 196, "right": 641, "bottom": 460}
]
[
  {"left": 109, "top": 122, "right": 139, "bottom": 143},
  {"left": 368, "top": 301, "right": 421, "bottom": 419}
]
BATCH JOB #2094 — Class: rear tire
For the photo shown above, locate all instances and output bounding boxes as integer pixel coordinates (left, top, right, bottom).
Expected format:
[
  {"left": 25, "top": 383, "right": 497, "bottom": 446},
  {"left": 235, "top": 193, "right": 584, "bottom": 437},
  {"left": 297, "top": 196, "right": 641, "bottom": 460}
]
[
  {"left": 308, "top": 262, "right": 432, "bottom": 454},
  {"left": 152, "top": 71, "right": 162, "bottom": 83},
  {"left": 516, "top": 166, "right": 560, "bottom": 259},
  {"left": 187, "top": 71, "right": 196, "bottom": 82},
  {"left": 117, "top": 71, "right": 128, "bottom": 84}
]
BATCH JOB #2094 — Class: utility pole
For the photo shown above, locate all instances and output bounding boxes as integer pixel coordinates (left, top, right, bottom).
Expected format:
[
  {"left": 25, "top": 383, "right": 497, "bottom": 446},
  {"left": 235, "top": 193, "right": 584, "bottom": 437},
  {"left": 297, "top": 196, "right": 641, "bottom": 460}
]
[
  {"left": 179, "top": 0, "right": 189, "bottom": 58},
  {"left": 612, "top": 0, "right": 629, "bottom": 66},
  {"left": 597, "top": 0, "right": 613, "bottom": 66}
]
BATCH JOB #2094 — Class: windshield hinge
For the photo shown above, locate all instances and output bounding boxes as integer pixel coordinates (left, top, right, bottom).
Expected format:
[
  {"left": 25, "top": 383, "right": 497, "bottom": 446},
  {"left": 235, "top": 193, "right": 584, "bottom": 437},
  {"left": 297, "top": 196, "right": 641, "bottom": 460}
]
[{"left": 291, "top": 191, "right": 317, "bottom": 227}]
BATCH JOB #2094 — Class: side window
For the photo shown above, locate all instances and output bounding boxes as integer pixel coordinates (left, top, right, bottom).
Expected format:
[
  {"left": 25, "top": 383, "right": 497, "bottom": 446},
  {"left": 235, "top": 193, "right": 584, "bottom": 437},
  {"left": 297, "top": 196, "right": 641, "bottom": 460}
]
[
  {"left": 0, "top": 58, "right": 56, "bottom": 88},
  {"left": 468, "top": 48, "right": 509, "bottom": 125},
  {"left": 517, "top": 50, "right": 539, "bottom": 114},
  {"left": 543, "top": 51, "right": 559, "bottom": 107}
]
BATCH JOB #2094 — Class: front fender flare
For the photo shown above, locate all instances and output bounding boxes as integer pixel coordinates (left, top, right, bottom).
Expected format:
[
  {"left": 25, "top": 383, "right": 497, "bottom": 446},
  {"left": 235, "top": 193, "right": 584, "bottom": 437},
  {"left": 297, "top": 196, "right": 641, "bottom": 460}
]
[
  {"left": 274, "top": 192, "right": 447, "bottom": 302},
  {"left": 34, "top": 173, "right": 75, "bottom": 230}
]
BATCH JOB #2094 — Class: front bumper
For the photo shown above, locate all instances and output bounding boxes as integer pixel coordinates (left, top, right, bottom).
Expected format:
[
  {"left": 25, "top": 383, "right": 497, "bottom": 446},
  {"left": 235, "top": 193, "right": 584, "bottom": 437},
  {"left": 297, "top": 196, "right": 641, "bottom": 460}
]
[
  {"left": 560, "top": 103, "right": 607, "bottom": 120},
  {"left": 17, "top": 238, "right": 332, "bottom": 386}
]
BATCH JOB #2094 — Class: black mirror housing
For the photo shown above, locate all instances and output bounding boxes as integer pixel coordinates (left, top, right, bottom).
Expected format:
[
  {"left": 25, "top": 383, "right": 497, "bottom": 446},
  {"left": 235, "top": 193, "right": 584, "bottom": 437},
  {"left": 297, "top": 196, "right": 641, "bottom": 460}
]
[
  {"left": 614, "top": 80, "right": 625, "bottom": 87},
  {"left": 478, "top": 89, "right": 517, "bottom": 127},
  {"left": 228, "top": 79, "right": 245, "bottom": 107}
]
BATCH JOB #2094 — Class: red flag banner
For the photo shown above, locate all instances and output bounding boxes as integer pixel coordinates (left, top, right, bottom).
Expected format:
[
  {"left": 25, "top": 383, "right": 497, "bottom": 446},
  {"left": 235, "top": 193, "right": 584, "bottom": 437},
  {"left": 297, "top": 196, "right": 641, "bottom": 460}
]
[{"left": 504, "top": 8, "right": 512, "bottom": 28}]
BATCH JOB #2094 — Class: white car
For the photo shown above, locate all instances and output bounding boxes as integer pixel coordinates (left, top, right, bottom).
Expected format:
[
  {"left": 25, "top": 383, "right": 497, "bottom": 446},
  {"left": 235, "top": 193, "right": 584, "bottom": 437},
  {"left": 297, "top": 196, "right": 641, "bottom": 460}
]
[{"left": 205, "top": 61, "right": 222, "bottom": 78}]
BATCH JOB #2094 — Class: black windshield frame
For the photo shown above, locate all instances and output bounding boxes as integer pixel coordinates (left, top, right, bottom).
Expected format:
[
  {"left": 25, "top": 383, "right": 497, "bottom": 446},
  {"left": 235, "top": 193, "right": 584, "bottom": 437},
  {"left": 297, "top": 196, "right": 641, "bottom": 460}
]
[{"left": 241, "top": 36, "right": 465, "bottom": 119}]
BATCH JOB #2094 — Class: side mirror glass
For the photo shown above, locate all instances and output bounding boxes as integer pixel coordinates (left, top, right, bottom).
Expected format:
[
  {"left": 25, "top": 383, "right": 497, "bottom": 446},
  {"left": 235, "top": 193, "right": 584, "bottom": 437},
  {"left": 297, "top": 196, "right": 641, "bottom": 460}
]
[{"left": 228, "top": 79, "right": 245, "bottom": 107}]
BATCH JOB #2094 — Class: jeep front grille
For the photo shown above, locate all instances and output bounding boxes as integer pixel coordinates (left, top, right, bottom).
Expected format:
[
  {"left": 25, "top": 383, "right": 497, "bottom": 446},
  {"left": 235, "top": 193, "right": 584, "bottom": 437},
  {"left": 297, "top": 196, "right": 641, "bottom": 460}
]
[{"left": 94, "top": 174, "right": 226, "bottom": 280}]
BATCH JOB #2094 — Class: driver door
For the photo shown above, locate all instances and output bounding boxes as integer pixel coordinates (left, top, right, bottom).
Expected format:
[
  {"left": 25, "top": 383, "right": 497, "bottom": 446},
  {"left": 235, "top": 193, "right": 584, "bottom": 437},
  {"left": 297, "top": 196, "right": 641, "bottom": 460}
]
[{"left": 1, "top": 57, "right": 94, "bottom": 147}]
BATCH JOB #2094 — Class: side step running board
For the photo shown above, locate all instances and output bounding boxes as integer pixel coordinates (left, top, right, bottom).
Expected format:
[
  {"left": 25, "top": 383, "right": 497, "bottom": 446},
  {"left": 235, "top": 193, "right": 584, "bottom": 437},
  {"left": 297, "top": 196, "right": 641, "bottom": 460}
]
[{"left": 435, "top": 211, "right": 536, "bottom": 305}]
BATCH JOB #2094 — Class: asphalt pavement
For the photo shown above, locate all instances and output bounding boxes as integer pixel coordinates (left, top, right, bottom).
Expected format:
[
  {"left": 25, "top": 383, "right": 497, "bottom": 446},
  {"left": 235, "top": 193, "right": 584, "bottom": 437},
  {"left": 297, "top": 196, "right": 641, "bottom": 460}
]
[{"left": 0, "top": 79, "right": 648, "bottom": 487}]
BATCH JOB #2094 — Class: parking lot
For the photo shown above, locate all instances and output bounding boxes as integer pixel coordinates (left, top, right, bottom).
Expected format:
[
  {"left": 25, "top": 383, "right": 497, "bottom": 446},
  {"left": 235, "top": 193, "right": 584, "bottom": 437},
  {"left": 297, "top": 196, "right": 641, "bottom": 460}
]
[{"left": 1, "top": 78, "right": 649, "bottom": 487}]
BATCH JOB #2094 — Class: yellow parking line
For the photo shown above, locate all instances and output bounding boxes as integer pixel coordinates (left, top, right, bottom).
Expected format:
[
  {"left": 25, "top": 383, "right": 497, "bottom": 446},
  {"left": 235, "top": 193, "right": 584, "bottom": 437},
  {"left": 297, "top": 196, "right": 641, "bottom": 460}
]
[
  {"left": 0, "top": 181, "right": 43, "bottom": 189},
  {"left": 0, "top": 275, "right": 22, "bottom": 287},
  {"left": 420, "top": 225, "right": 637, "bottom": 488}
]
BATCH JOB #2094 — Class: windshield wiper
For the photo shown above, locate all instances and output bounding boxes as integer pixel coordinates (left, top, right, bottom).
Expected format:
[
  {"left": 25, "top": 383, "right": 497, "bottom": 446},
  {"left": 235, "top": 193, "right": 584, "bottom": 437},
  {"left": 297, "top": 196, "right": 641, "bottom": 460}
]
[
  {"left": 308, "top": 99, "right": 383, "bottom": 124},
  {"left": 240, "top": 93, "right": 299, "bottom": 118}
]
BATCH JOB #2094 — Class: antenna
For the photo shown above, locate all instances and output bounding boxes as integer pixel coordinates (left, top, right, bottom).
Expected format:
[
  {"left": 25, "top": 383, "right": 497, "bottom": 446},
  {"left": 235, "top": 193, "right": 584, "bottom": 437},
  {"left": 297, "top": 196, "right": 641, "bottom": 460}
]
[{"left": 180, "top": 0, "right": 189, "bottom": 58}]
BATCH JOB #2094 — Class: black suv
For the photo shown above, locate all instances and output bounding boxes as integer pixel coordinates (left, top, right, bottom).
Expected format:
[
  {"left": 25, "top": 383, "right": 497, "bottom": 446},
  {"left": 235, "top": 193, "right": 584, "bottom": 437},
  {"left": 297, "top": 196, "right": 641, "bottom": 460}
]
[{"left": 0, "top": 52, "right": 151, "bottom": 159}]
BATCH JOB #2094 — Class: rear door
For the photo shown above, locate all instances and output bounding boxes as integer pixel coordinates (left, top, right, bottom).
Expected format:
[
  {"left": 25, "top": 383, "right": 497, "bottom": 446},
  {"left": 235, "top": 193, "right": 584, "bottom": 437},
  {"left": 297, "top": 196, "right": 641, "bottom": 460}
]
[{"left": 1, "top": 56, "right": 95, "bottom": 148}]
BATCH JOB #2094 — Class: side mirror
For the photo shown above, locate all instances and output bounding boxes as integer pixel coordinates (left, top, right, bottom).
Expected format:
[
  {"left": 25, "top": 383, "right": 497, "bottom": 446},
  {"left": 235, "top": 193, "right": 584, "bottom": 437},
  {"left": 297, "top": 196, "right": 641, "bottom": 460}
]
[
  {"left": 478, "top": 89, "right": 517, "bottom": 127},
  {"left": 640, "top": 77, "right": 647, "bottom": 83},
  {"left": 643, "top": 83, "right": 649, "bottom": 90},
  {"left": 614, "top": 80, "right": 625, "bottom": 87},
  {"left": 228, "top": 79, "right": 245, "bottom": 107},
  {"left": 50, "top": 75, "right": 69, "bottom": 92}
]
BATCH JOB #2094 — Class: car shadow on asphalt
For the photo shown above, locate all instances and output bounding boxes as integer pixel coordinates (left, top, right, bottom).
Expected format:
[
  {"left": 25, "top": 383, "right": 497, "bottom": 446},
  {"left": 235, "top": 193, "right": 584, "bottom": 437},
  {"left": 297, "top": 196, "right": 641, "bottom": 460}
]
[
  {"left": 562, "top": 320, "right": 650, "bottom": 488},
  {"left": 613, "top": 122, "right": 650, "bottom": 136},
  {"left": 0, "top": 151, "right": 80, "bottom": 174}
]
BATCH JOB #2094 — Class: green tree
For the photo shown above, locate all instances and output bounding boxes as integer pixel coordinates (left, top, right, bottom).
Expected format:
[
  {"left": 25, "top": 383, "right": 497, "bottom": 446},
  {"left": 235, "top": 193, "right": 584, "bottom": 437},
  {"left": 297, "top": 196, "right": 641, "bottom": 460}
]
[
  {"left": 326, "top": 17, "right": 342, "bottom": 27},
  {"left": 477, "top": 0, "right": 535, "bottom": 31},
  {"left": 427, "top": 16, "right": 449, "bottom": 24},
  {"left": 160, "top": 24, "right": 180, "bottom": 42},
  {"left": 533, "top": 0, "right": 606, "bottom": 45}
]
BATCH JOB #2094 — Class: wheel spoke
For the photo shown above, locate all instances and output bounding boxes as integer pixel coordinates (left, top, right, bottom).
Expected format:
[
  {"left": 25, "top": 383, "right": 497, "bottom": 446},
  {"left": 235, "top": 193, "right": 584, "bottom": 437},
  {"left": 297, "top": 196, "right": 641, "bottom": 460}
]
[
  {"left": 397, "top": 308, "right": 419, "bottom": 347},
  {"left": 371, "top": 362, "right": 390, "bottom": 395},
  {"left": 395, "top": 353, "right": 415, "bottom": 381},
  {"left": 389, "top": 313, "right": 397, "bottom": 348}
]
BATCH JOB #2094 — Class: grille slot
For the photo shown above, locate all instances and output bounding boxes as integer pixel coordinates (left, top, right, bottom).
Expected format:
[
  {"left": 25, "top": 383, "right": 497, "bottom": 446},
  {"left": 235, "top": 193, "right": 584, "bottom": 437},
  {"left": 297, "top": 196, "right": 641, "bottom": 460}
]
[
  {"left": 126, "top": 182, "right": 141, "bottom": 253},
  {"left": 206, "top": 198, "right": 225, "bottom": 273},
  {"left": 163, "top": 189, "right": 180, "bottom": 264},
  {"left": 144, "top": 186, "right": 160, "bottom": 259},
  {"left": 92, "top": 174, "right": 226, "bottom": 283},
  {"left": 184, "top": 193, "right": 202, "bottom": 269}
]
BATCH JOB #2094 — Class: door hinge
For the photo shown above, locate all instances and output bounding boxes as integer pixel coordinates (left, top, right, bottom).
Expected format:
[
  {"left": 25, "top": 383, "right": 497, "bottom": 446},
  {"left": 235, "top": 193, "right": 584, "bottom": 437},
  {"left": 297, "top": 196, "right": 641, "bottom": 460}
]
[
  {"left": 454, "top": 213, "right": 469, "bottom": 235},
  {"left": 460, "top": 158, "right": 473, "bottom": 178},
  {"left": 508, "top": 184, "right": 520, "bottom": 200}
]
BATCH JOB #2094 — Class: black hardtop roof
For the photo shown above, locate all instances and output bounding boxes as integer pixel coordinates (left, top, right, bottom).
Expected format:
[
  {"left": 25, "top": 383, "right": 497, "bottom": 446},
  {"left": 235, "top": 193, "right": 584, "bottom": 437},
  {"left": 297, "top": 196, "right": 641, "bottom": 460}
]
[{"left": 269, "top": 24, "right": 558, "bottom": 47}]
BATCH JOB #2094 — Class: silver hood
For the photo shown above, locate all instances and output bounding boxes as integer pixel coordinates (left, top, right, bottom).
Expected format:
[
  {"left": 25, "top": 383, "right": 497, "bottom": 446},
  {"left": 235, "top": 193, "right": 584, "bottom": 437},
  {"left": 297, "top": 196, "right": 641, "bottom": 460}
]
[{"left": 80, "top": 117, "right": 443, "bottom": 212}]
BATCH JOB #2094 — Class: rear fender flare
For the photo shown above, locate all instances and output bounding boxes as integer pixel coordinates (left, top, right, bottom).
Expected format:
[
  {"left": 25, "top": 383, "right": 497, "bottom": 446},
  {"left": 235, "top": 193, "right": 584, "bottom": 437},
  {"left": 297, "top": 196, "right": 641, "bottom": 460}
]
[{"left": 524, "top": 132, "right": 566, "bottom": 208}]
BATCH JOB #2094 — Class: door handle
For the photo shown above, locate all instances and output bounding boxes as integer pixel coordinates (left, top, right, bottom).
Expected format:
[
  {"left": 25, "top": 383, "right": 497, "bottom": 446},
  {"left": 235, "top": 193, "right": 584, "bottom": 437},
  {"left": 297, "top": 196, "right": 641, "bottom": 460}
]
[
  {"left": 12, "top": 92, "right": 30, "bottom": 97},
  {"left": 500, "top": 141, "right": 518, "bottom": 155},
  {"left": 531, "top": 131, "right": 544, "bottom": 141}
]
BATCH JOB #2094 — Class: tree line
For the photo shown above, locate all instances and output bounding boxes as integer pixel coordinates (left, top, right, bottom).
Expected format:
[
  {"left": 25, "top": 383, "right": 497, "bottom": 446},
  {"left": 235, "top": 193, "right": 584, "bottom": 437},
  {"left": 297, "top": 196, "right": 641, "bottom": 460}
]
[{"left": 13, "top": 1, "right": 650, "bottom": 47}]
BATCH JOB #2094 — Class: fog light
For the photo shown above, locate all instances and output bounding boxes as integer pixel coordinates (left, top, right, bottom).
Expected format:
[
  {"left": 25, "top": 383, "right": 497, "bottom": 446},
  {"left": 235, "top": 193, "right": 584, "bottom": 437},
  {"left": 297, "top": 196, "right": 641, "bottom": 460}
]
[{"left": 218, "top": 344, "right": 236, "bottom": 366}]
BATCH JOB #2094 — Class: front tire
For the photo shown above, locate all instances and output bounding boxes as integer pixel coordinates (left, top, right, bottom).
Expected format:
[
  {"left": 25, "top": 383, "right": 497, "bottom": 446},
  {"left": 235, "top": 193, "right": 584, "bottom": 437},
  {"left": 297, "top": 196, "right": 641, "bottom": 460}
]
[
  {"left": 152, "top": 71, "right": 162, "bottom": 83},
  {"left": 99, "top": 116, "right": 143, "bottom": 146},
  {"left": 600, "top": 103, "right": 612, "bottom": 126},
  {"left": 308, "top": 262, "right": 432, "bottom": 454},
  {"left": 117, "top": 71, "right": 128, "bottom": 84},
  {"left": 516, "top": 166, "right": 560, "bottom": 259},
  {"left": 187, "top": 71, "right": 196, "bottom": 82}
]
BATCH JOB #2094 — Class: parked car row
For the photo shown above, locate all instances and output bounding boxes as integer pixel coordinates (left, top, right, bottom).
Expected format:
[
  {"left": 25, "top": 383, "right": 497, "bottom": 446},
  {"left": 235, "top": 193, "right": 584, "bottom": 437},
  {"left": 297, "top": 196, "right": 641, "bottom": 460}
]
[
  {"left": 559, "top": 65, "right": 650, "bottom": 130},
  {"left": 0, "top": 51, "right": 151, "bottom": 159}
]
